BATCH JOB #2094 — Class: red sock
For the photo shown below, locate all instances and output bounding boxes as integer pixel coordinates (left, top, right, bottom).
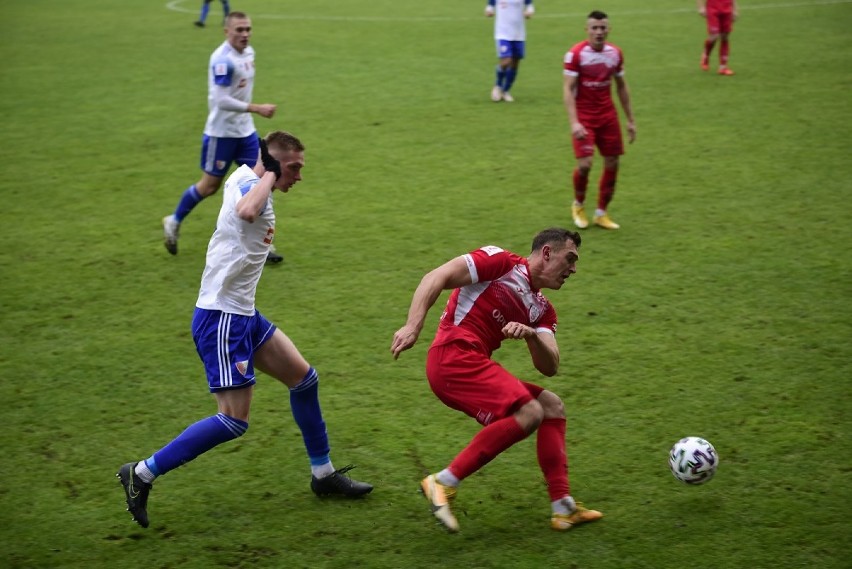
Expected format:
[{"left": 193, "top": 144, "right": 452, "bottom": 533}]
[
  {"left": 448, "top": 416, "right": 529, "bottom": 480},
  {"left": 573, "top": 169, "right": 589, "bottom": 204},
  {"left": 720, "top": 40, "right": 729, "bottom": 66},
  {"left": 537, "top": 418, "right": 570, "bottom": 501},
  {"left": 704, "top": 38, "right": 716, "bottom": 57},
  {"left": 597, "top": 168, "right": 618, "bottom": 211}
]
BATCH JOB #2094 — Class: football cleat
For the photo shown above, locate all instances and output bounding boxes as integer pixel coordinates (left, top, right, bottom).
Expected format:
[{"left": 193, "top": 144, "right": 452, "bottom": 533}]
[
  {"left": 420, "top": 474, "right": 459, "bottom": 532},
  {"left": 700, "top": 54, "right": 709, "bottom": 71},
  {"left": 718, "top": 67, "right": 735, "bottom": 76},
  {"left": 491, "top": 86, "right": 503, "bottom": 102},
  {"left": 265, "top": 246, "right": 284, "bottom": 265},
  {"left": 311, "top": 464, "right": 373, "bottom": 498},
  {"left": 551, "top": 502, "right": 603, "bottom": 531},
  {"left": 501, "top": 91, "right": 514, "bottom": 103},
  {"left": 117, "top": 462, "right": 152, "bottom": 528},
  {"left": 571, "top": 204, "right": 589, "bottom": 229},
  {"left": 593, "top": 213, "right": 620, "bottom": 230},
  {"left": 194, "top": 21, "right": 204, "bottom": 27},
  {"left": 162, "top": 214, "right": 180, "bottom": 255}
]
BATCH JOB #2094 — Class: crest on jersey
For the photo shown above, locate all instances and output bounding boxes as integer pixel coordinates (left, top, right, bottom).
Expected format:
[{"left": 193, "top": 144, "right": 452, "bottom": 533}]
[{"left": 236, "top": 360, "right": 249, "bottom": 376}]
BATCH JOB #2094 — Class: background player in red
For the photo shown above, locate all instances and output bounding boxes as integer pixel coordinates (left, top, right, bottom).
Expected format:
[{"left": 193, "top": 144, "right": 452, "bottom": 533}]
[
  {"left": 563, "top": 11, "right": 636, "bottom": 231},
  {"left": 699, "top": 0, "right": 738, "bottom": 75},
  {"left": 391, "top": 228, "right": 603, "bottom": 533}
]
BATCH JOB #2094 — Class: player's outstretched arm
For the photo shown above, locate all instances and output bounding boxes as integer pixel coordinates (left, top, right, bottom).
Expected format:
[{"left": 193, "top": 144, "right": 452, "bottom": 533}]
[{"left": 391, "top": 256, "right": 472, "bottom": 359}]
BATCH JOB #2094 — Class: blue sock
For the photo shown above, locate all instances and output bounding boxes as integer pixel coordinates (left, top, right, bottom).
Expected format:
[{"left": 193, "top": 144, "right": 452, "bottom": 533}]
[
  {"left": 145, "top": 413, "right": 248, "bottom": 477},
  {"left": 502, "top": 68, "right": 518, "bottom": 92},
  {"left": 199, "top": 1, "right": 211, "bottom": 23},
  {"left": 495, "top": 65, "right": 507, "bottom": 88},
  {"left": 221, "top": 0, "right": 230, "bottom": 17},
  {"left": 174, "top": 185, "right": 203, "bottom": 222},
  {"left": 289, "top": 368, "right": 331, "bottom": 466}
]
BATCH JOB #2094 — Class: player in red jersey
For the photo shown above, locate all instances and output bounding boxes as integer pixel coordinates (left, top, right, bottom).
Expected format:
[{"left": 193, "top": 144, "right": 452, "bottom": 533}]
[
  {"left": 391, "top": 228, "right": 603, "bottom": 533},
  {"left": 699, "top": 0, "right": 739, "bottom": 75},
  {"left": 563, "top": 11, "right": 635, "bottom": 231}
]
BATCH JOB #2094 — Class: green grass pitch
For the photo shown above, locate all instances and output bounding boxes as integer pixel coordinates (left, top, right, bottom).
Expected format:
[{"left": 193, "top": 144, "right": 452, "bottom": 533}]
[{"left": 0, "top": 1, "right": 850, "bottom": 567}]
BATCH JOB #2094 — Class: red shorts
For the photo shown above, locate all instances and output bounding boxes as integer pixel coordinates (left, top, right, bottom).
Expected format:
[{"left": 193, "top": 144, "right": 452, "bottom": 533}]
[
  {"left": 706, "top": 11, "right": 734, "bottom": 35},
  {"left": 572, "top": 115, "right": 624, "bottom": 158},
  {"left": 426, "top": 341, "right": 543, "bottom": 426}
]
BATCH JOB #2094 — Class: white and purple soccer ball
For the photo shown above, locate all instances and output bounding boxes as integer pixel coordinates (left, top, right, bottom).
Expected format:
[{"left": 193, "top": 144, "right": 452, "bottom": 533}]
[{"left": 668, "top": 436, "right": 718, "bottom": 485}]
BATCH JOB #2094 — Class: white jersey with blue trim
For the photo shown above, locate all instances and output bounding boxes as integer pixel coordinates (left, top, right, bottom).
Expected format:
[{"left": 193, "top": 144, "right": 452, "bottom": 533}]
[
  {"left": 493, "top": 0, "right": 531, "bottom": 41},
  {"left": 204, "top": 41, "right": 256, "bottom": 138},
  {"left": 196, "top": 165, "right": 275, "bottom": 315}
]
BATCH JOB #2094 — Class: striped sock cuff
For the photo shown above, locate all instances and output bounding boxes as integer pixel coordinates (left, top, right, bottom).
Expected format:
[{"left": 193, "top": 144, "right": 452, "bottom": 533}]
[
  {"left": 216, "top": 412, "right": 249, "bottom": 437},
  {"left": 289, "top": 367, "right": 318, "bottom": 392}
]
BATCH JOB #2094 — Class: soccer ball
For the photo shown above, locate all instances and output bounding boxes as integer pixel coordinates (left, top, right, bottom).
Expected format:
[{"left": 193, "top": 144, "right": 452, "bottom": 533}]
[{"left": 668, "top": 436, "right": 718, "bottom": 485}]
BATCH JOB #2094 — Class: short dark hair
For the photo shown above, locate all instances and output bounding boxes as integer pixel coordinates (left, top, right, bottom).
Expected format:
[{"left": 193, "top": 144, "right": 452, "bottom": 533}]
[
  {"left": 264, "top": 131, "right": 305, "bottom": 153},
  {"left": 588, "top": 10, "right": 608, "bottom": 20},
  {"left": 227, "top": 11, "right": 249, "bottom": 22},
  {"left": 531, "top": 228, "right": 582, "bottom": 253}
]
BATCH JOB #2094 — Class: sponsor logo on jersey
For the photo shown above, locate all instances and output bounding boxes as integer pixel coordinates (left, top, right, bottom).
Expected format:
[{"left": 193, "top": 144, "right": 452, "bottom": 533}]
[{"left": 480, "top": 245, "right": 503, "bottom": 256}]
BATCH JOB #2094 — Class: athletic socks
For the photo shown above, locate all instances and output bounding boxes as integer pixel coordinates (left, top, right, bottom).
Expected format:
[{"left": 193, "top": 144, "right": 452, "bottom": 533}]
[
  {"left": 174, "top": 185, "right": 203, "bottom": 222},
  {"left": 448, "top": 415, "right": 529, "bottom": 480},
  {"left": 536, "top": 417, "right": 570, "bottom": 501},
  {"left": 502, "top": 68, "right": 518, "bottom": 93},
  {"left": 495, "top": 65, "right": 507, "bottom": 89},
  {"left": 597, "top": 168, "right": 618, "bottom": 211},
  {"left": 720, "top": 39, "right": 730, "bottom": 66},
  {"left": 141, "top": 413, "right": 249, "bottom": 480},
  {"left": 198, "top": 1, "right": 210, "bottom": 24},
  {"left": 289, "top": 368, "right": 333, "bottom": 473},
  {"left": 573, "top": 169, "right": 589, "bottom": 204}
]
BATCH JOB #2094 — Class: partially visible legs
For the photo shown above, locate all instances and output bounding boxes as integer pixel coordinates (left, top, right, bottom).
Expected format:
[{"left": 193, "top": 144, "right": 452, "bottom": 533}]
[
  {"left": 492, "top": 41, "right": 524, "bottom": 102},
  {"left": 529, "top": 387, "right": 603, "bottom": 531},
  {"left": 195, "top": 0, "right": 214, "bottom": 27},
  {"left": 254, "top": 327, "right": 372, "bottom": 497}
]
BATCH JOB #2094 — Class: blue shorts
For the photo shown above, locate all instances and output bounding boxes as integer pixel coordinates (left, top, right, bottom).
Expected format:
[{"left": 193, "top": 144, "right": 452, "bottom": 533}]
[
  {"left": 496, "top": 40, "right": 525, "bottom": 60},
  {"left": 200, "top": 133, "right": 260, "bottom": 177},
  {"left": 192, "top": 307, "right": 277, "bottom": 392}
]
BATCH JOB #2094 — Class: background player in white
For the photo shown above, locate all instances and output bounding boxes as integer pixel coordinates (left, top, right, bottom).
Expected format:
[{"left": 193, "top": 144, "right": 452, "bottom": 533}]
[
  {"left": 162, "top": 12, "right": 281, "bottom": 263},
  {"left": 485, "top": 0, "right": 534, "bottom": 102},
  {"left": 120, "top": 131, "right": 372, "bottom": 529}
]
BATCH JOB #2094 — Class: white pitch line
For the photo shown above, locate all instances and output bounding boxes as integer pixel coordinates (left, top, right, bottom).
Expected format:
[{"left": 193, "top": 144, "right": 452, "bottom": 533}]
[{"left": 165, "top": 0, "right": 852, "bottom": 22}]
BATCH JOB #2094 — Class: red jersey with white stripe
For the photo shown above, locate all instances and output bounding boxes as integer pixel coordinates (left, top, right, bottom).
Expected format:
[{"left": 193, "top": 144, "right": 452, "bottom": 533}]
[
  {"left": 706, "top": 0, "right": 735, "bottom": 13},
  {"left": 431, "top": 246, "right": 557, "bottom": 356},
  {"left": 563, "top": 40, "right": 624, "bottom": 122}
]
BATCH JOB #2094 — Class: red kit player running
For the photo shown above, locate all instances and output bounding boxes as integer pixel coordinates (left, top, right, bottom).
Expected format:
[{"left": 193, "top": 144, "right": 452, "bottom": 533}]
[
  {"left": 563, "top": 11, "right": 636, "bottom": 231},
  {"left": 391, "top": 228, "right": 603, "bottom": 533},
  {"left": 699, "top": 0, "right": 739, "bottom": 75}
]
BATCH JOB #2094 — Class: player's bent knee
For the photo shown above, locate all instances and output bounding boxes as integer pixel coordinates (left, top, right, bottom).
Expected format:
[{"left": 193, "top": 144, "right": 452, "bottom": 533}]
[{"left": 539, "top": 390, "right": 565, "bottom": 419}]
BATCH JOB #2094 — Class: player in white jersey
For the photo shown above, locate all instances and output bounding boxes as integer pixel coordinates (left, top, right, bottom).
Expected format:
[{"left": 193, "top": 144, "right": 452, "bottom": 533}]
[
  {"left": 118, "top": 131, "right": 372, "bottom": 529},
  {"left": 485, "top": 0, "right": 534, "bottom": 102},
  {"left": 162, "top": 12, "right": 280, "bottom": 262}
]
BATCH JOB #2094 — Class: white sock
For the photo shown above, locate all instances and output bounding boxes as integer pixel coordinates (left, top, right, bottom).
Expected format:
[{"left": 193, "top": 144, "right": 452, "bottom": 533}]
[
  {"left": 552, "top": 495, "right": 576, "bottom": 515},
  {"left": 312, "top": 462, "right": 335, "bottom": 479},
  {"left": 134, "top": 461, "right": 156, "bottom": 484},
  {"left": 574, "top": 200, "right": 584, "bottom": 207},
  {"left": 436, "top": 469, "right": 460, "bottom": 488},
  {"left": 595, "top": 209, "right": 606, "bottom": 217}
]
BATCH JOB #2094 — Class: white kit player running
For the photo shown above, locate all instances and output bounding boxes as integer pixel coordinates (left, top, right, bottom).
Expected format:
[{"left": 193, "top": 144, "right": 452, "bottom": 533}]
[
  {"left": 119, "top": 132, "right": 372, "bottom": 529},
  {"left": 162, "top": 11, "right": 281, "bottom": 263},
  {"left": 485, "top": 0, "right": 534, "bottom": 102}
]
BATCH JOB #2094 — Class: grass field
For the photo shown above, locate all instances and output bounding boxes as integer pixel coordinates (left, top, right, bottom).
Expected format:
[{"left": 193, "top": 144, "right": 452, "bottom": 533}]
[{"left": 1, "top": 0, "right": 850, "bottom": 567}]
